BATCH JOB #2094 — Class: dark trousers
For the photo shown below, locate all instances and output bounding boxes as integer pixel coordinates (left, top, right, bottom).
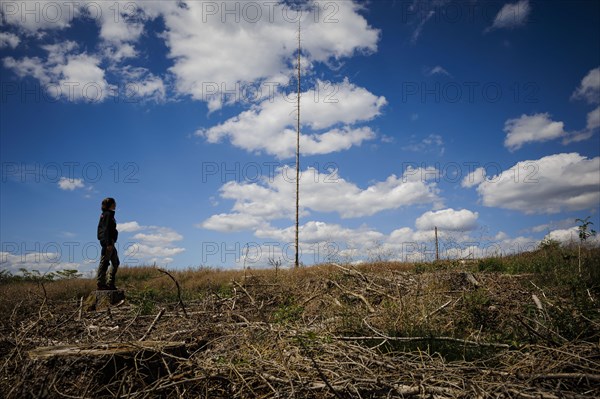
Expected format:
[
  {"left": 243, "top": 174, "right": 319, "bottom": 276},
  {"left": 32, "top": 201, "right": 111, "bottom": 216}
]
[{"left": 97, "top": 244, "right": 120, "bottom": 286}]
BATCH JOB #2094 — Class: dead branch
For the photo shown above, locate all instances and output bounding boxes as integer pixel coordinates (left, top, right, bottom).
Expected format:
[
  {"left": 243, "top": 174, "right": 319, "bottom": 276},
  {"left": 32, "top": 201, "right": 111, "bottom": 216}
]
[{"left": 157, "top": 268, "right": 188, "bottom": 318}]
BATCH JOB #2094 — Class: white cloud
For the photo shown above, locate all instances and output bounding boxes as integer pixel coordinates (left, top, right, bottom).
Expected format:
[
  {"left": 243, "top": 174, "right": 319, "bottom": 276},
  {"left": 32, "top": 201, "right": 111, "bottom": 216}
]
[
  {"left": 402, "top": 134, "right": 444, "bottom": 155},
  {"left": 461, "top": 167, "right": 486, "bottom": 188},
  {"left": 198, "top": 79, "right": 386, "bottom": 158},
  {"left": 545, "top": 227, "right": 579, "bottom": 244},
  {"left": 477, "top": 153, "right": 600, "bottom": 214},
  {"left": 154, "top": 1, "right": 379, "bottom": 109},
  {"left": 200, "top": 214, "right": 267, "bottom": 233},
  {"left": 563, "top": 106, "right": 600, "bottom": 144},
  {"left": 0, "top": 1, "right": 81, "bottom": 32},
  {"left": 117, "top": 221, "right": 143, "bottom": 232},
  {"left": 58, "top": 177, "right": 84, "bottom": 191},
  {"left": 544, "top": 227, "right": 599, "bottom": 246},
  {"left": 133, "top": 228, "right": 183, "bottom": 246},
  {"left": 527, "top": 218, "right": 574, "bottom": 234},
  {"left": 0, "top": 251, "right": 81, "bottom": 274},
  {"left": 118, "top": 66, "right": 166, "bottom": 102},
  {"left": 486, "top": 0, "right": 531, "bottom": 32},
  {"left": 0, "top": 32, "right": 20, "bottom": 48},
  {"left": 415, "top": 208, "right": 479, "bottom": 231},
  {"left": 411, "top": 10, "right": 435, "bottom": 44},
  {"left": 3, "top": 41, "right": 114, "bottom": 102},
  {"left": 586, "top": 106, "right": 600, "bottom": 130},
  {"left": 113, "top": 220, "right": 185, "bottom": 265},
  {"left": 2, "top": 1, "right": 380, "bottom": 108},
  {"left": 503, "top": 113, "right": 567, "bottom": 151},
  {"left": 256, "top": 220, "right": 384, "bottom": 246},
  {"left": 426, "top": 65, "right": 451, "bottom": 77},
  {"left": 572, "top": 67, "right": 600, "bottom": 104},
  {"left": 125, "top": 226, "right": 185, "bottom": 265},
  {"left": 199, "top": 166, "right": 441, "bottom": 232}
]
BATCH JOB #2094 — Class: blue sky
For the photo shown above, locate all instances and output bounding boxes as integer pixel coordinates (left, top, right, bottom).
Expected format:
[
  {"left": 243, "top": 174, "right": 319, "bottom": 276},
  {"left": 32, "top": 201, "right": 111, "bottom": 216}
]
[{"left": 1, "top": 0, "right": 599, "bottom": 274}]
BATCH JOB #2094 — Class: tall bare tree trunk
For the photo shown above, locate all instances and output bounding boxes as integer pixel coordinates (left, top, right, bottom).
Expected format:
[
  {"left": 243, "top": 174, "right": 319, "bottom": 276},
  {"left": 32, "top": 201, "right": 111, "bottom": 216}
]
[
  {"left": 435, "top": 226, "right": 439, "bottom": 261},
  {"left": 295, "top": 21, "right": 301, "bottom": 268}
]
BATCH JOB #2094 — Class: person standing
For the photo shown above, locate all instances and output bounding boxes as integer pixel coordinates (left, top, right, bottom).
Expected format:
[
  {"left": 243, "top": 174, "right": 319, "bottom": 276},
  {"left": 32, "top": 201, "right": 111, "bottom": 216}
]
[{"left": 97, "top": 197, "right": 120, "bottom": 290}]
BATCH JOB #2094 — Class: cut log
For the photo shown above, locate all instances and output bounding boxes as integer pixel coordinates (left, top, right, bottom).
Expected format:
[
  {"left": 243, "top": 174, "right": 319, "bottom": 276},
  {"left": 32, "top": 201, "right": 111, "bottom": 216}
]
[
  {"left": 83, "top": 290, "right": 126, "bottom": 311},
  {"left": 28, "top": 341, "right": 185, "bottom": 360}
]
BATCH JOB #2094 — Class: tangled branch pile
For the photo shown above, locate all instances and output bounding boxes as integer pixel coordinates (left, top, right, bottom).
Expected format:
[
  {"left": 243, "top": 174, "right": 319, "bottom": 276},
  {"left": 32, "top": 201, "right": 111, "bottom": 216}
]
[{"left": 1, "top": 260, "right": 599, "bottom": 398}]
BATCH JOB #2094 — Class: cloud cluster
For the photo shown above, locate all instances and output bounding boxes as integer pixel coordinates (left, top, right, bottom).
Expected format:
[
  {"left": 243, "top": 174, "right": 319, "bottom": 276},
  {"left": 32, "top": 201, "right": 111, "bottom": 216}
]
[
  {"left": 0, "top": 251, "right": 81, "bottom": 274},
  {"left": 503, "top": 113, "right": 567, "bottom": 151},
  {"left": 415, "top": 208, "right": 478, "bottom": 231},
  {"left": 503, "top": 67, "right": 600, "bottom": 150},
  {"left": 476, "top": 153, "right": 600, "bottom": 214},
  {"left": 118, "top": 222, "right": 185, "bottom": 265},
  {"left": 1, "top": 1, "right": 379, "bottom": 108},
  {"left": 572, "top": 67, "right": 600, "bottom": 105},
  {"left": 154, "top": 1, "right": 379, "bottom": 109},
  {"left": 198, "top": 79, "right": 386, "bottom": 158},
  {"left": 199, "top": 166, "right": 442, "bottom": 232},
  {"left": 58, "top": 177, "right": 85, "bottom": 191}
]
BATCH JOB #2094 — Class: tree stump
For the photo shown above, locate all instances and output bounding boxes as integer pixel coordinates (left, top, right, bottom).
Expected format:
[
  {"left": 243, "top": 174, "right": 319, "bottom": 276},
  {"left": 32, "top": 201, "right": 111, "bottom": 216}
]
[{"left": 83, "top": 290, "right": 125, "bottom": 311}]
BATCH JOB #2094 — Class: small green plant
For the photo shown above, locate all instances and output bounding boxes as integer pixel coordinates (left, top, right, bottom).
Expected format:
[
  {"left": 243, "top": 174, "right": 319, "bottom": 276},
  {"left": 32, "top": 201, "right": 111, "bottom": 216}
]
[
  {"left": 129, "top": 287, "right": 158, "bottom": 315},
  {"left": 539, "top": 237, "right": 560, "bottom": 251},
  {"left": 477, "top": 258, "right": 504, "bottom": 272},
  {"left": 462, "top": 288, "right": 494, "bottom": 330},
  {"left": 55, "top": 269, "right": 82, "bottom": 280},
  {"left": 273, "top": 300, "right": 304, "bottom": 324},
  {"left": 576, "top": 217, "right": 597, "bottom": 275}
]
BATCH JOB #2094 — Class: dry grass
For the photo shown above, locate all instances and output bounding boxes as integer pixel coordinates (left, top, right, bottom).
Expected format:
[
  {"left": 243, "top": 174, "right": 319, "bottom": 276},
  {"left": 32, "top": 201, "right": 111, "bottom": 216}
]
[{"left": 0, "top": 251, "right": 599, "bottom": 398}]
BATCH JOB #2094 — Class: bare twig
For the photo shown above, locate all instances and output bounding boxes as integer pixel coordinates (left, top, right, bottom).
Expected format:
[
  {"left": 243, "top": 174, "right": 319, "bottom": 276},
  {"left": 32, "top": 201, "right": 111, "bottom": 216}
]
[{"left": 157, "top": 268, "right": 188, "bottom": 318}]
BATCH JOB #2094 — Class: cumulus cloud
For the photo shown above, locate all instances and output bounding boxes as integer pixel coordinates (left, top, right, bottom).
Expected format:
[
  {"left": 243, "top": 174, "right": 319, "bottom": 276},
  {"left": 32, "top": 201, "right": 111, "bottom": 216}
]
[
  {"left": 0, "top": 32, "right": 20, "bottom": 48},
  {"left": 401, "top": 134, "right": 444, "bottom": 155},
  {"left": 58, "top": 177, "right": 84, "bottom": 191},
  {"left": 199, "top": 166, "right": 441, "bottom": 232},
  {"left": 145, "top": 0, "right": 379, "bottom": 109},
  {"left": 586, "top": 106, "right": 600, "bottom": 131},
  {"left": 415, "top": 208, "right": 479, "bottom": 231},
  {"left": 544, "top": 226, "right": 600, "bottom": 246},
  {"left": 249, "top": 217, "right": 540, "bottom": 266},
  {"left": 503, "top": 113, "right": 567, "bottom": 151},
  {"left": 117, "top": 221, "right": 143, "bottom": 232},
  {"left": 119, "top": 66, "right": 166, "bottom": 102},
  {"left": 198, "top": 79, "right": 386, "bottom": 158},
  {"left": 0, "top": 251, "right": 81, "bottom": 274},
  {"left": 3, "top": 41, "right": 114, "bottom": 102},
  {"left": 486, "top": 0, "right": 531, "bottom": 32},
  {"left": 477, "top": 153, "right": 600, "bottom": 214},
  {"left": 527, "top": 218, "right": 574, "bottom": 234},
  {"left": 0, "top": 0, "right": 81, "bottom": 32},
  {"left": 461, "top": 167, "right": 487, "bottom": 188},
  {"left": 125, "top": 226, "right": 185, "bottom": 265},
  {"left": 572, "top": 67, "right": 600, "bottom": 104},
  {"left": 2, "top": 1, "right": 380, "bottom": 108}
]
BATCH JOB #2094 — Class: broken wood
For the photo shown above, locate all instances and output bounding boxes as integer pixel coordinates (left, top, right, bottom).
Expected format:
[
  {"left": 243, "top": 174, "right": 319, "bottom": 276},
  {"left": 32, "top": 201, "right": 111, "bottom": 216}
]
[{"left": 28, "top": 341, "right": 185, "bottom": 360}]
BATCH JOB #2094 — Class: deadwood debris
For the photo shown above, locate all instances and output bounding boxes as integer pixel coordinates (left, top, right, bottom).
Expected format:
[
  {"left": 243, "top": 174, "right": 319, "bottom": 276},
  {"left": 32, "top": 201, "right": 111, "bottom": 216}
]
[{"left": 0, "top": 268, "right": 598, "bottom": 398}]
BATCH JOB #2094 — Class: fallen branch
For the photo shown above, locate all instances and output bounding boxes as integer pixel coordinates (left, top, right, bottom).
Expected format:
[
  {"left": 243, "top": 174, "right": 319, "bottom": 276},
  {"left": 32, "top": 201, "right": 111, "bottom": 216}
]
[
  {"left": 139, "top": 308, "right": 165, "bottom": 341},
  {"left": 328, "top": 279, "right": 375, "bottom": 313},
  {"left": 157, "top": 268, "right": 188, "bottom": 318},
  {"left": 332, "top": 335, "right": 510, "bottom": 349}
]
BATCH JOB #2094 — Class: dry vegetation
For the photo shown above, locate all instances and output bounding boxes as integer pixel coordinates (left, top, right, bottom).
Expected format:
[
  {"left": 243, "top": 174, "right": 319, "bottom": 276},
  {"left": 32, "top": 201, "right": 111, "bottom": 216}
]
[{"left": 1, "top": 246, "right": 599, "bottom": 398}]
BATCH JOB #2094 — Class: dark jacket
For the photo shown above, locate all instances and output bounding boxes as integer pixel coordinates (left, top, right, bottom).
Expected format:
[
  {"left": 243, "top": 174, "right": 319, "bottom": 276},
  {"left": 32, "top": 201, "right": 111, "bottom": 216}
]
[{"left": 97, "top": 210, "right": 118, "bottom": 246}]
